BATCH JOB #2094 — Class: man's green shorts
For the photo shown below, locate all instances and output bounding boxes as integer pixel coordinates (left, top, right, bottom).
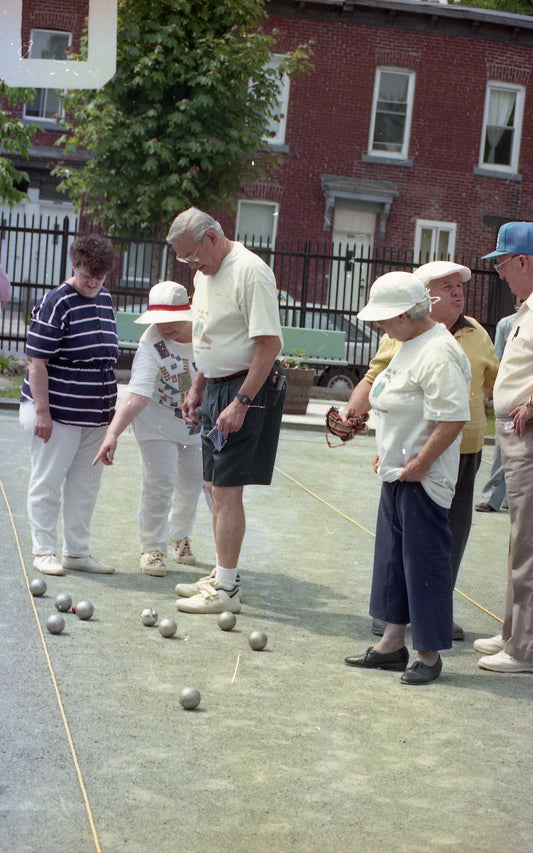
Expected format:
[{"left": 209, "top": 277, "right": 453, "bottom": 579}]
[{"left": 201, "top": 365, "right": 286, "bottom": 487}]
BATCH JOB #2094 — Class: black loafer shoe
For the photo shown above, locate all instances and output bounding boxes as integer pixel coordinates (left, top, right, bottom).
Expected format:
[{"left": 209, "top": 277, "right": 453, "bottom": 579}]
[
  {"left": 371, "top": 618, "right": 386, "bottom": 636},
  {"left": 344, "top": 646, "right": 409, "bottom": 671},
  {"left": 400, "top": 655, "right": 442, "bottom": 685},
  {"left": 452, "top": 622, "right": 464, "bottom": 642}
]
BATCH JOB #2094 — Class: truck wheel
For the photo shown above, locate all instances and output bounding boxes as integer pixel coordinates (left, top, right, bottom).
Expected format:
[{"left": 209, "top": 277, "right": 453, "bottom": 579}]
[{"left": 318, "top": 367, "right": 358, "bottom": 392}]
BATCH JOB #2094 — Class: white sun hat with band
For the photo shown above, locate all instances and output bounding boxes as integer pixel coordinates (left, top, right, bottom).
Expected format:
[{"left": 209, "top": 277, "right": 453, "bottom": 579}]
[{"left": 135, "top": 280, "right": 193, "bottom": 324}]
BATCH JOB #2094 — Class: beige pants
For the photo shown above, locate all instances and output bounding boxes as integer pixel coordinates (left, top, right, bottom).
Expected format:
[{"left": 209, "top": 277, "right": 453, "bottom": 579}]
[{"left": 497, "top": 418, "right": 533, "bottom": 661}]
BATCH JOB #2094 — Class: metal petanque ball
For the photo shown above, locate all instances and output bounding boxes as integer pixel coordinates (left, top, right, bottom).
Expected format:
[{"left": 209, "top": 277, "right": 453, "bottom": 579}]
[
  {"left": 179, "top": 687, "right": 201, "bottom": 710},
  {"left": 218, "top": 611, "right": 236, "bottom": 632},
  {"left": 74, "top": 600, "right": 94, "bottom": 620},
  {"left": 30, "top": 578, "right": 47, "bottom": 597},
  {"left": 55, "top": 592, "right": 72, "bottom": 612},
  {"left": 249, "top": 630, "right": 268, "bottom": 651},
  {"left": 140, "top": 607, "right": 158, "bottom": 627},
  {"left": 46, "top": 613, "right": 65, "bottom": 634},
  {"left": 159, "top": 617, "right": 177, "bottom": 638}
]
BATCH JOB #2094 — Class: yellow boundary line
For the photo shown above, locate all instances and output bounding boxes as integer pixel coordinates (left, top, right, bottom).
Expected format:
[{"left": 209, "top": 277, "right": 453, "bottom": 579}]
[
  {"left": 0, "top": 476, "right": 102, "bottom": 853},
  {"left": 275, "top": 466, "right": 503, "bottom": 625}
]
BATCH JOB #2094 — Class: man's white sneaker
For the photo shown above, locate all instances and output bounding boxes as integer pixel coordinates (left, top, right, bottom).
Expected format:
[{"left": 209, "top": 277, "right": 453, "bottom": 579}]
[
  {"left": 169, "top": 537, "right": 196, "bottom": 565},
  {"left": 63, "top": 555, "right": 115, "bottom": 574},
  {"left": 478, "top": 650, "right": 533, "bottom": 673},
  {"left": 473, "top": 634, "right": 505, "bottom": 655},
  {"left": 33, "top": 554, "right": 65, "bottom": 576},
  {"left": 140, "top": 551, "right": 167, "bottom": 577},
  {"left": 176, "top": 582, "right": 241, "bottom": 614},
  {"left": 174, "top": 570, "right": 242, "bottom": 598}
]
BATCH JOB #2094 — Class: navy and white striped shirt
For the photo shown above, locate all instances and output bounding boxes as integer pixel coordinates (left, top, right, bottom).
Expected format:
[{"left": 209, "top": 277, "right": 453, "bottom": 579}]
[{"left": 20, "top": 282, "right": 119, "bottom": 427}]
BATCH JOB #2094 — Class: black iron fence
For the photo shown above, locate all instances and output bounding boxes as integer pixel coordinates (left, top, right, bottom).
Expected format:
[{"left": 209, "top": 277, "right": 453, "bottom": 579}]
[{"left": 0, "top": 213, "right": 513, "bottom": 373}]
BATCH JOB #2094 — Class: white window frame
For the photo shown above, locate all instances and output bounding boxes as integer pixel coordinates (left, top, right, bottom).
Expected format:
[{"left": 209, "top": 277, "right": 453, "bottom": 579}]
[
  {"left": 236, "top": 200, "right": 279, "bottom": 265},
  {"left": 263, "top": 55, "right": 290, "bottom": 146},
  {"left": 23, "top": 29, "right": 72, "bottom": 122},
  {"left": 479, "top": 81, "right": 525, "bottom": 174},
  {"left": 414, "top": 220, "right": 456, "bottom": 264},
  {"left": 368, "top": 67, "right": 415, "bottom": 160}
]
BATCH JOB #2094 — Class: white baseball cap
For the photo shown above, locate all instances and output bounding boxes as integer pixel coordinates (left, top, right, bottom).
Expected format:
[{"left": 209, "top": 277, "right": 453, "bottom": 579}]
[
  {"left": 135, "top": 281, "right": 193, "bottom": 324},
  {"left": 414, "top": 261, "right": 471, "bottom": 286},
  {"left": 357, "top": 271, "right": 430, "bottom": 322}
]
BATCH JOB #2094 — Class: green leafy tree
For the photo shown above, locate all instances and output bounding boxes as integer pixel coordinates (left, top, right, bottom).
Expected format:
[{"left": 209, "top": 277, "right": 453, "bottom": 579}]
[
  {"left": 53, "top": 0, "right": 312, "bottom": 232},
  {"left": 455, "top": 0, "right": 533, "bottom": 12},
  {"left": 0, "top": 82, "right": 37, "bottom": 207}
]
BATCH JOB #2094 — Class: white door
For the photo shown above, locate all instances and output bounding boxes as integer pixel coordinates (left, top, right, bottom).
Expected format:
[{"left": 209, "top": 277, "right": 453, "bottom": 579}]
[{"left": 328, "top": 206, "right": 375, "bottom": 311}]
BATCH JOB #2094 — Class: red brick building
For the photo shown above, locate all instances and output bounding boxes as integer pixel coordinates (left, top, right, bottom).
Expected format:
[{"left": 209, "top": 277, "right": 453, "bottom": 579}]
[{"left": 226, "top": 0, "right": 533, "bottom": 271}]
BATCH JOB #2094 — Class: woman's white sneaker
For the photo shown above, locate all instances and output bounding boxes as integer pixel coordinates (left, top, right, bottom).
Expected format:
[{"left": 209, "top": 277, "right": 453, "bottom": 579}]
[
  {"left": 169, "top": 537, "right": 196, "bottom": 565},
  {"left": 33, "top": 554, "right": 65, "bottom": 576},
  {"left": 140, "top": 551, "right": 167, "bottom": 577}
]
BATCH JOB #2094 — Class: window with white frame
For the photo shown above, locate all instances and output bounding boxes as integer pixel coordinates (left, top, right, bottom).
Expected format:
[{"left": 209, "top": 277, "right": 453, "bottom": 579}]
[
  {"left": 369, "top": 68, "right": 415, "bottom": 158},
  {"left": 236, "top": 201, "right": 278, "bottom": 264},
  {"left": 24, "top": 29, "right": 71, "bottom": 121},
  {"left": 414, "top": 220, "right": 456, "bottom": 264},
  {"left": 479, "top": 82, "right": 524, "bottom": 173},
  {"left": 263, "top": 55, "right": 290, "bottom": 146}
]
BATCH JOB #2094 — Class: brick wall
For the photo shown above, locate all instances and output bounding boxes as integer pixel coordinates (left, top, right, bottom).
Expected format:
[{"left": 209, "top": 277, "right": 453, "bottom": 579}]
[{"left": 226, "top": 10, "right": 533, "bottom": 262}]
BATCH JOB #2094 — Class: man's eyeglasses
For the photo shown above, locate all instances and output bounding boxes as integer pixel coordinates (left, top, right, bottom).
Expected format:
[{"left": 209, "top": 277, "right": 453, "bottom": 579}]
[
  {"left": 494, "top": 254, "right": 519, "bottom": 277},
  {"left": 176, "top": 237, "right": 204, "bottom": 265}
]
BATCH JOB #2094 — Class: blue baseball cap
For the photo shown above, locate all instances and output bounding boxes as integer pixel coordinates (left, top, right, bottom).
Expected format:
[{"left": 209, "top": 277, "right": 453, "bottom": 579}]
[{"left": 482, "top": 221, "right": 533, "bottom": 259}]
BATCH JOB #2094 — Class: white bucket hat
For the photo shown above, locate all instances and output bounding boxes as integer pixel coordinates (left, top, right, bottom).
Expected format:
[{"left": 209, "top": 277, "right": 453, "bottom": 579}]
[
  {"left": 414, "top": 261, "right": 471, "bottom": 286},
  {"left": 135, "top": 281, "right": 193, "bottom": 324},
  {"left": 357, "top": 272, "right": 430, "bottom": 322}
]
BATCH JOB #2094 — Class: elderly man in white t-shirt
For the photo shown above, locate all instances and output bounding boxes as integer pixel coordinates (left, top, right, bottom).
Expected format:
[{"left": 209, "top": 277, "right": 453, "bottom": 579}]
[
  {"left": 165, "top": 207, "right": 286, "bottom": 614},
  {"left": 474, "top": 222, "right": 533, "bottom": 673}
]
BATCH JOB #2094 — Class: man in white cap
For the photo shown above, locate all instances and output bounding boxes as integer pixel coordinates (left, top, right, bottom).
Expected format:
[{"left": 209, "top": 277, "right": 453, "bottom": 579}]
[
  {"left": 474, "top": 222, "right": 533, "bottom": 673},
  {"left": 344, "top": 261, "right": 499, "bottom": 640}
]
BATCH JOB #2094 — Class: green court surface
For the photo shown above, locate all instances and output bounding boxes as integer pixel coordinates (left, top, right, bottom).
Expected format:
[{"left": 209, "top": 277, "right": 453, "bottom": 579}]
[{"left": 1, "top": 406, "right": 532, "bottom": 853}]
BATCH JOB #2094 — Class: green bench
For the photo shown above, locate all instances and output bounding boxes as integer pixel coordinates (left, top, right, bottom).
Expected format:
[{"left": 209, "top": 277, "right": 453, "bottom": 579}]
[
  {"left": 114, "top": 312, "right": 347, "bottom": 368},
  {"left": 280, "top": 326, "right": 347, "bottom": 367},
  {"left": 115, "top": 311, "right": 143, "bottom": 350}
]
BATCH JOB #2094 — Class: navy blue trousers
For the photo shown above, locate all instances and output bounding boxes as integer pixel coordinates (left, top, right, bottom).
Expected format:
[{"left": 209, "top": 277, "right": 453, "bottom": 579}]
[{"left": 370, "top": 481, "right": 453, "bottom": 651}]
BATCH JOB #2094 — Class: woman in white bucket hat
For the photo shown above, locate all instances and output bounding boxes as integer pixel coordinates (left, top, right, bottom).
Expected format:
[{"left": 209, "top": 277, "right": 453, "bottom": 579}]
[
  {"left": 344, "top": 272, "right": 471, "bottom": 684},
  {"left": 93, "top": 281, "right": 203, "bottom": 577}
]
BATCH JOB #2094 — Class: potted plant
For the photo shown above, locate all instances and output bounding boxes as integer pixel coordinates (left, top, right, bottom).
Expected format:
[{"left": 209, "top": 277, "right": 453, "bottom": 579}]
[{"left": 282, "top": 350, "right": 314, "bottom": 415}]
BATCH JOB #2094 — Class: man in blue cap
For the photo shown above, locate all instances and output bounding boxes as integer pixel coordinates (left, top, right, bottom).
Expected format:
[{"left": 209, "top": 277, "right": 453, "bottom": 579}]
[{"left": 474, "top": 222, "right": 533, "bottom": 673}]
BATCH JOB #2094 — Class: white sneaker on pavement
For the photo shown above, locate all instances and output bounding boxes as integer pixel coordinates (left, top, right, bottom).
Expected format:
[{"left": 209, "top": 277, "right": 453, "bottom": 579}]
[
  {"left": 140, "top": 551, "right": 167, "bottom": 577},
  {"left": 176, "top": 582, "right": 241, "bottom": 614},
  {"left": 478, "top": 650, "right": 533, "bottom": 673},
  {"left": 473, "top": 634, "right": 505, "bottom": 655},
  {"left": 174, "top": 570, "right": 243, "bottom": 598},
  {"left": 63, "top": 555, "right": 115, "bottom": 574},
  {"left": 33, "top": 554, "right": 65, "bottom": 576},
  {"left": 169, "top": 537, "right": 196, "bottom": 565}
]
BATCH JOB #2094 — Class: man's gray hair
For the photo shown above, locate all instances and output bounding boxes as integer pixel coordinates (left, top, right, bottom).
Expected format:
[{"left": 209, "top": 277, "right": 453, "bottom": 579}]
[{"left": 166, "top": 207, "right": 224, "bottom": 245}]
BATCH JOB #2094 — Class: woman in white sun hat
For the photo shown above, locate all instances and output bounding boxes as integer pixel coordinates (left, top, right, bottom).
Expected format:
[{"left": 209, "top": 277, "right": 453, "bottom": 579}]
[
  {"left": 93, "top": 281, "right": 203, "bottom": 577},
  {"left": 344, "top": 271, "right": 471, "bottom": 684}
]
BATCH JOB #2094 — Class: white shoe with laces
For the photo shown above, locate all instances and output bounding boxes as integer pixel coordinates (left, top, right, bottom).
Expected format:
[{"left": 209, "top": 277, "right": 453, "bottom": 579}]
[
  {"left": 63, "top": 555, "right": 115, "bottom": 574},
  {"left": 473, "top": 634, "right": 504, "bottom": 655},
  {"left": 33, "top": 554, "right": 65, "bottom": 576},
  {"left": 140, "top": 551, "right": 167, "bottom": 577},
  {"left": 478, "top": 650, "right": 533, "bottom": 673},
  {"left": 169, "top": 537, "right": 196, "bottom": 565}
]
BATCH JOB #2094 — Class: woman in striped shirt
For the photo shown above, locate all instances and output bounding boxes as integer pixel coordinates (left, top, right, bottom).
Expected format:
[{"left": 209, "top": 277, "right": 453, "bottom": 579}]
[{"left": 20, "top": 234, "right": 119, "bottom": 577}]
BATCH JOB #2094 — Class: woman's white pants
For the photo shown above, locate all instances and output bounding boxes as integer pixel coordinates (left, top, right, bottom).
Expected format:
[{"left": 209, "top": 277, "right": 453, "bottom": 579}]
[
  {"left": 136, "top": 437, "right": 203, "bottom": 553},
  {"left": 20, "top": 401, "right": 106, "bottom": 557}
]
